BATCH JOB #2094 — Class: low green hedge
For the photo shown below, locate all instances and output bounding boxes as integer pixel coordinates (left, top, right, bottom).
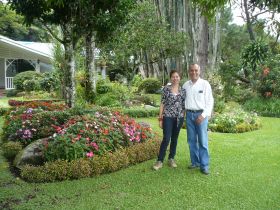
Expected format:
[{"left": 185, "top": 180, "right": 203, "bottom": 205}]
[
  {"left": 21, "top": 140, "right": 160, "bottom": 182},
  {"left": 1, "top": 141, "right": 23, "bottom": 160},
  {"left": 123, "top": 107, "right": 159, "bottom": 118}
]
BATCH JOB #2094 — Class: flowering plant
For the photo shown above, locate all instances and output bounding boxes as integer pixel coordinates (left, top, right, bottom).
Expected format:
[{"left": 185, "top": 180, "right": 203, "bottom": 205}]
[
  {"left": 2, "top": 108, "right": 71, "bottom": 146},
  {"left": 43, "top": 111, "right": 155, "bottom": 161},
  {"left": 209, "top": 108, "right": 261, "bottom": 133}
]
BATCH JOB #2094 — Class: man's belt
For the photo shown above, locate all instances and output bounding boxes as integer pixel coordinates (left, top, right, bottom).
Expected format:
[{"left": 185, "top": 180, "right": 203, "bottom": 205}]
[{"left": 187, "top": 109, "right": 203, "bottom": 113}]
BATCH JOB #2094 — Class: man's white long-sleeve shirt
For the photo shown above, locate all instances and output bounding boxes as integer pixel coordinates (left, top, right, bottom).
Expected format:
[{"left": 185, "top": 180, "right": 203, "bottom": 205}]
[{"left": 182, "top": 78, "right": 214, "bottom": 118}]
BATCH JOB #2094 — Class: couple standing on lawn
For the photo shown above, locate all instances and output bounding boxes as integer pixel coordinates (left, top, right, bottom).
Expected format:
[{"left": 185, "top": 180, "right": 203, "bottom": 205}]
[{"left": 153, "top": 63, "right": 214, "bottom": 175}]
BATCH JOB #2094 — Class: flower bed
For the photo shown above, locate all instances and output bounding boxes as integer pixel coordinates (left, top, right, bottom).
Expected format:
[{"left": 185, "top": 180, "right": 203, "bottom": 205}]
[
  {"left": 209, "top": 108, "right": 261, "bottom": 133},
  {"left": 1, "top": 102, "right": 159, "bottom": 182},
  {"left": 8, "top": 99, "right": 64, "bottom": 107},
  {"left": 43, "top": 111, "right": 155, "bottom": 161},
  {"left": 2, "top": 109, "right": 72, "bottom": 146}
]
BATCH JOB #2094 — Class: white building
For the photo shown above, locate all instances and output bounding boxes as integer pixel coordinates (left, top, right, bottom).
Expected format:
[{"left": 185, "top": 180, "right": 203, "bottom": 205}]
[{"left": 0, "top": 35, "right": 53, "bottom": 90}]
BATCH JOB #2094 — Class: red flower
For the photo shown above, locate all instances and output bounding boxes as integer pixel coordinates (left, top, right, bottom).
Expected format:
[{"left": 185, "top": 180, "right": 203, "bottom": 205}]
[{"left": 262, "top": 67, "right": 270, "bottom": 77}]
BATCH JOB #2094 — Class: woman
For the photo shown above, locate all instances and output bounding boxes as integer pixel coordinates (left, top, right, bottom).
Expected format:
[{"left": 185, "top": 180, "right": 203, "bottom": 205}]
[{"left": 153, "top": 70, "right": 186, "bottom": 170}]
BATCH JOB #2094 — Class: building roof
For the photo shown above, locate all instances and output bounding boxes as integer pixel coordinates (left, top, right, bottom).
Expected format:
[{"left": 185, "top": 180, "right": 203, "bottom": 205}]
[{"left": 0, "top": 35, "right": 53, "bottom": 64}]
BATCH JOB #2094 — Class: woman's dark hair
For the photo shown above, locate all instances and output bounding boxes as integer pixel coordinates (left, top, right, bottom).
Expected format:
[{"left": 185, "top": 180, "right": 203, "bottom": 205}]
[{"left": 169, "top": 70, "right": 180, "bottom": 78}]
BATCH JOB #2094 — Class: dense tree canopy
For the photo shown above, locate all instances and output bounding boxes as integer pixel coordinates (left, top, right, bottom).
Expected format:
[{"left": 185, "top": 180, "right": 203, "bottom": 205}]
[
  {"left": 0, "top": 2, "right": 51, "bottom": 41},
  {"left": 101, "top": 1, "right": 188, "bottom": 79}
]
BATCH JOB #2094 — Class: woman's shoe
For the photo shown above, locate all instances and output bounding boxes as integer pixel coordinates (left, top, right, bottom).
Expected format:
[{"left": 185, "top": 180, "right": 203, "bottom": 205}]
[{"left": 153, "top": 161, "right": 163, "bottom": 170}]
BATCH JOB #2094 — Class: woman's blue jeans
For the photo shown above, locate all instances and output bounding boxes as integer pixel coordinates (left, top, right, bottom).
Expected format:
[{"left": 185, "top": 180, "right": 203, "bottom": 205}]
[
  {"left": 157, "top": 117, "right": 184, "bottom": 162},
  {"left": 186, "top": 111, "right": 209, "bottom": 171}
]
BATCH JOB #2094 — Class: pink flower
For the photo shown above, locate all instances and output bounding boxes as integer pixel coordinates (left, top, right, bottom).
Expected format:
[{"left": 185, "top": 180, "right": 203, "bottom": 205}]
[
  {"left": 86, "top": 151, "right": 94, "bottom": 158},
  {"left": 90, "top": 142, "right": 99, "bottom": 151}
]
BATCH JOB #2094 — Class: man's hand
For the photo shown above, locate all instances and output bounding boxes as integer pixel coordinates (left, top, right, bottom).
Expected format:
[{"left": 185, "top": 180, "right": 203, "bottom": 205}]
[{"left": 195, "top": 115, "right": 205, "bottom": 125}]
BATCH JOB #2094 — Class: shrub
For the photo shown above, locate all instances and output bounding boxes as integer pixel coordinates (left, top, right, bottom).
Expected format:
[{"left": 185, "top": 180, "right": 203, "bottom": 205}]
[
  {"left": 243, "top": 97, "right": 280, "bottom": 117},
  {"left": 132, "top": 95, "right": 154, "bottom": 106},
  {"left": 69, "top": 159, "right": 92, "bottom": 179},
  {"left": 214, "top": 98, "right": 226, "bottom": 113},
  {"left": 110, "top": 82, "right": 132, "bottom": 102},
  {"left": 2, "top": 108, "right": 71, "bottom": 146},
  {"left": 39, "top": 72, "right": 60, "bottom": 92},
  {"left": 123, "top": 107, "right": 159, "bottom": 118},
  {"left": 43, "top": 134, "right": 89, "bottom": 161},
  {"left": 20, "top": 140, "right": 160, "bottom": 182},
  {"left": 94, "top": 93, "right": 122, "bottom": 107},
  {"left": 5, "top": 89, "right": 19, "bottom": 97},
  {"left": 23, "top": 79, "right": 40, "bottom": 92},
  {"left": 209, "top": 108, "right": 261, "bottom": 133},
  {"left": 42, "top": 160, "right": 70, "bottom": 181},
  {"left": 43, "top": 112, "right": 156, "bottom": 162},
  {"left": 138, "top": 78, "right": 161, "bottom": 93},
  {"left": 0, "top": 108, "right": 9, "bottom": 116},
  {"left": 13, "top": 71, "right": 43, "bottom": 91},
  {"left": 1, "top": 141, "right": 23, "bottom": 160},
  {"left": 96, "top": 78, "right": 112, "bottom": 94},
  {"left": 131, "top": 74, "right": 143, "bottom": 87}
]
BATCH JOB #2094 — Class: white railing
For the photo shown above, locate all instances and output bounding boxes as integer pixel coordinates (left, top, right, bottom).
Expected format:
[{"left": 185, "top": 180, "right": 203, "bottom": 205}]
[{"left": 6, "top": 77, "right": 15, "bottom": 89}]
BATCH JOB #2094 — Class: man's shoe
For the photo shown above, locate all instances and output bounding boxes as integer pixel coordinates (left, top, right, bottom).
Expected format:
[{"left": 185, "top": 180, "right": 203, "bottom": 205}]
[
  {"left": 153, "top": 161, "right": 163, "bottom": 170},
  {"left": 187, "top": 165, "right": 199, "bottom": 169},
  {"left": 168, "top": 159, "right": 177, "bottom": 168},
  {"left": 201, "top": 169, "right": 210, "bottom": 175}
]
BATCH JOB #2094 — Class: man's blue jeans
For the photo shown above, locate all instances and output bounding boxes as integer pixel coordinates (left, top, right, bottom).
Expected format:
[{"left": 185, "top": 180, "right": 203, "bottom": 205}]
[
  {"left": 186, "top": 111, "right": 209, "bottom": 171},
  {"left": 158, "top": 117, "right": 184, "bottom": 162}
]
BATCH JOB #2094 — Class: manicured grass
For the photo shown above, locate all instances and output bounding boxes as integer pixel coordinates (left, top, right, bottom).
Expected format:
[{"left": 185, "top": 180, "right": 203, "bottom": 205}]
[
  {"left": 0, "top": 97, "right": 12, "bottom": 108},
  {"left": 0, "top": 117, "right": 280, "bottom": 209}
]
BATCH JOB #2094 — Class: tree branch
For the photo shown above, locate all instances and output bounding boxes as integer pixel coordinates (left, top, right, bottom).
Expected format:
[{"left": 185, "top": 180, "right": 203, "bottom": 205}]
[{"left": 40, "top": 20, "right": 65, "bottom": 44}]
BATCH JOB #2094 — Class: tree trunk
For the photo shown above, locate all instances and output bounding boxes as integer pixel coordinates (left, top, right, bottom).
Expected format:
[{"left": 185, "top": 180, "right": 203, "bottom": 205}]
[
  {"left": 244, "top": 0, "right": 255, "bottom": 41},
  {"left": 63, "top": 41, "right": 76, "bottom": 107},
  {"left": 85, "top": 34, "right": 96, "bottom": 102},
  {"left": 152, "top": 0, "right": 219, "bottom": 77},
  {"left": 209, "top": 11, "right": 221, "bottom": 71}
]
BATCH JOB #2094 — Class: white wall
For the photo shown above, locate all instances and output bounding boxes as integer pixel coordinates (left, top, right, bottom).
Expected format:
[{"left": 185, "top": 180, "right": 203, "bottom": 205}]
[{"left": 40, "top": 63, "right": 53, "bottom": 73}]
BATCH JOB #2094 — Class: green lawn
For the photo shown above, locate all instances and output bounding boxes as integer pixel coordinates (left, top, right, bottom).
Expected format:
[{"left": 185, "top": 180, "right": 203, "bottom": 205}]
[
  {"left": 0, "top": 97, "right": 12, "bottom": 108},
  {"left": 0, "top": 117, "right": 280, "bottom": 209}
]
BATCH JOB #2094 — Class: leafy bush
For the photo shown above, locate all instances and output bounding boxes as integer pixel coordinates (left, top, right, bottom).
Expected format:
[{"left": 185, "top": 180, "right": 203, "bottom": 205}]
[
  {"left": 0, "top": 108, "right": 9, "bottom": 116},
  {"left": 2, "top": 105, "right": 70, "bottom": 146},
  {"left": 94, "top": 93, "right": 122, "bottom": 107},
  {"left": 1, "top": 141, "right": 23, "bottom": 159},
  {"left": 110, "top": 82, "right": 132, "bottom": 102},
  {"left": 213, "top": 98, "right": 226, "bottom": 113},
  {"left": 243, "top": 97, "right": 280, "bottom": 117},
  {"left": 131, "top": 74, "right": 143, "bottom": 87},
  {"left": 43, "top": 112, "right": 156, "bottom": 162},
  {"left": 241, "top": 40, "right": 270, "bottom": 78},
  {"left": 5, "top": 89, "right": 19, "bottom": 97},
  {"left": 23, "top": 79, "right": 40, "bottom": 92},
  {"left": 209, "top": 108, "right": 261, "bottom": 133},
  {"left": 138, "top": 78, "right": 161, "bottom": 93},
  {"left": 14, "top": 71, "right": 43, "bottom": 91},
  {"left": 96, "top": 78, "right": 112, "bottom": 94},
  {"left": 132, "top": 95, "right": 154, "bottom": 106},
  {"left": 39, "top": 72, "right": 60, "bottom": 92},
  {"left": 21, "top": 140, "right": 160, "bottom": 182}
]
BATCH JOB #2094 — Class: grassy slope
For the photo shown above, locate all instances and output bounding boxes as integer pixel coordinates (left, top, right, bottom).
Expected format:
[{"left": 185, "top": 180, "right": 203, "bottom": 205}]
[{"left": 0, "top": 117, "right": 280, "bottom": 210}]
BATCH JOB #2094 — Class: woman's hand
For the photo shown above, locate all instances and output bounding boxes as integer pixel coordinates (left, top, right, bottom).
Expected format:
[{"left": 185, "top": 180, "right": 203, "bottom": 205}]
[{"left": 159, "top": 120, "right": 163, "bottom": 129}]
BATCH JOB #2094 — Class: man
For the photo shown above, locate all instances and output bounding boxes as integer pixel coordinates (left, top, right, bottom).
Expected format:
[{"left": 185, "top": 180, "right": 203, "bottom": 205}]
[{"left": 183, "top": 64, "right": 214, "bottom": 175}]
